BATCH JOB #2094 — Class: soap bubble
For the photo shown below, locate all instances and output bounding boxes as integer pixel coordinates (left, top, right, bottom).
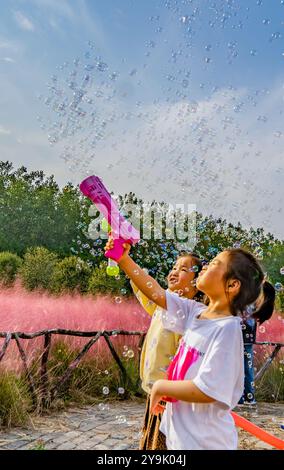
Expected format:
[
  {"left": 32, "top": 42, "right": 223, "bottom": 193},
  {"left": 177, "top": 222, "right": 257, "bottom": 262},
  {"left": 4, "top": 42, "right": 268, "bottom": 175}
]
[
  {"left": 115, "top": 415, "right": 127, "bottom": 424},
  {"left": 270, "top": 32, "right": 281, "bottom": 42},
  {"left": 280, "top": 267, "right": 284, "bottom": 275},
  {"left": 102, "top": 386, "right": 109, "bottom": 395},
  {"left": 109, "top": 71, "right": 118, "bottom": 80},
  {"left": 127, "top": 349, "right": 135, "bottom": 358},
  {"left": 136, "top": 431, "right": 144, "bottom": 440},
  {"left": 275, "top": 282, "right": 283, "bottom": 292},
  {"left": 191, "top": 265, "right": 199, "bottom": 273},
  {"left": 96, "top": 61, "right": 108, "bottom": 72},
  {"left": 233, "top": 241, "right": 242, "bottom": 248},
  {"left": 176, "top": 309, "right": 185, "bottom": 320},
  {"left": 98, "top": 402, "right": 110, "bottom": 411},
  {"left": 180, "top": 16, "right": 189, "bottom": 24}
]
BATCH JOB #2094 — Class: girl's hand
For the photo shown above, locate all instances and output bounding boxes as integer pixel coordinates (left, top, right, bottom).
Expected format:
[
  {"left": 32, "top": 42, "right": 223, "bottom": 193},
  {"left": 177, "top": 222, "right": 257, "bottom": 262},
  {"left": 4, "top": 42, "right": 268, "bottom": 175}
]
[
  {"left": 150, "top": 380, "right": 167, "bottom": 415},
  {"left": 152, "top": 403, "right": 165, "bottom": 416},
  {"left": 104, "top": 236, "right": 131, "bottom": 262}
]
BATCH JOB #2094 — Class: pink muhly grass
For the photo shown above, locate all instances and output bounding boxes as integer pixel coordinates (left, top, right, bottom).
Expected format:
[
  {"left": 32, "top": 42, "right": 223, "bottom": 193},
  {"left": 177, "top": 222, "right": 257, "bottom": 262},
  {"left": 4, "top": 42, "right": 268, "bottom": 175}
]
[
  {"left": 0, "top": 285, "right": 150, "bottom": 372},
  {"left": 255, "top": 312, "right": 284, "bottom": 365}
]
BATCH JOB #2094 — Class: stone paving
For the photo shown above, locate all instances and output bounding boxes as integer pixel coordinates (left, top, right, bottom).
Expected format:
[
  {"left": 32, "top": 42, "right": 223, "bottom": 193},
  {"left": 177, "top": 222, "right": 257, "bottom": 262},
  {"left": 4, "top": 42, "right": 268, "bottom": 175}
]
[{"left": 0, "top": 400, "right": 283, "bottom": 450}]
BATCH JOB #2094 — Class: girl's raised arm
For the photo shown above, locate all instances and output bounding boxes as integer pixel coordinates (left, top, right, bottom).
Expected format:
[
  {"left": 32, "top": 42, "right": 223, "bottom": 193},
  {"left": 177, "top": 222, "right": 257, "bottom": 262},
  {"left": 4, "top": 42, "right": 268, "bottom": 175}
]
[{"left": 105, "top": 239, "right": 166, "bottom": 309}]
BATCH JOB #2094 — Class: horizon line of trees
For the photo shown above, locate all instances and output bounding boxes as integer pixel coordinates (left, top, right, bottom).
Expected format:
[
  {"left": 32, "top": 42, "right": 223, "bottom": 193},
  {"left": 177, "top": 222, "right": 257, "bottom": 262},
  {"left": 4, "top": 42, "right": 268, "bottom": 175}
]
[{"left": 0, "top": 160, "right": 283, "bottom": 305}]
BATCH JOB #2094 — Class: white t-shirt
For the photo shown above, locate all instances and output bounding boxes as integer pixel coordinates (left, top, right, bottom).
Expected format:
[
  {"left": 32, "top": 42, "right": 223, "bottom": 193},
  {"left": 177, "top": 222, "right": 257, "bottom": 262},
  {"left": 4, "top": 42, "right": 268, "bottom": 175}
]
[{"left": 159, "top": 291, "right": 244, "bottom": 450}]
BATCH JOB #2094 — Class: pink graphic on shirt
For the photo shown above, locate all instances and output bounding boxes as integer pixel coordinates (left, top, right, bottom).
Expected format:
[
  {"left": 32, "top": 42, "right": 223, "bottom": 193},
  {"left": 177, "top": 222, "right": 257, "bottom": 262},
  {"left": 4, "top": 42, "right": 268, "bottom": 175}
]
[{"left": 164, "top": 340, "right": 200, "bottom": 403}]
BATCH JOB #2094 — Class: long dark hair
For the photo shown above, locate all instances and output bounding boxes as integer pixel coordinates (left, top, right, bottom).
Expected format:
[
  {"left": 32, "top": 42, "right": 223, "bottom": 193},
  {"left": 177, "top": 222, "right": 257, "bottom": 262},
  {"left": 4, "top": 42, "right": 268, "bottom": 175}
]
[
  {"left": 224, "top": 248, "right": 275, "bottom": 324},
  {"left": 178, "top": 251, "right": 206, "bottom": 302}
]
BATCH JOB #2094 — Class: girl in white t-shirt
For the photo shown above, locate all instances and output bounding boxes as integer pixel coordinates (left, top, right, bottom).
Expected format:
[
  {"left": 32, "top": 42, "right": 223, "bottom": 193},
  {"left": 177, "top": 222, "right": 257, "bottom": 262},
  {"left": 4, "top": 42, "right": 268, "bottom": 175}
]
[{"left": 104, "top": 240, "right": 275, "bottom": 450}]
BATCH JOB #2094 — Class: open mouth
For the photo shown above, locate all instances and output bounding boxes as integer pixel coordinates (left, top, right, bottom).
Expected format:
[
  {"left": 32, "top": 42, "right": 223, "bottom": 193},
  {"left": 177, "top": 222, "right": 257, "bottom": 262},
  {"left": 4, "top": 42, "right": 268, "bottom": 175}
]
[{"left": 197, "top": 271, "right": 205, "bottom": 277}]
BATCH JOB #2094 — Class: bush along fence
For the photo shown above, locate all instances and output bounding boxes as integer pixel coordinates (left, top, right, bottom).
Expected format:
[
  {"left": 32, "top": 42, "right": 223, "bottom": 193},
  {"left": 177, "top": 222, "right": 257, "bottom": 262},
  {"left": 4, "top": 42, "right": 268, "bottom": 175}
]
[
  {"left": 254, "top": 341, "right": 284, "bottom": 381},
  {"left": 0, "top": 329, "right": 146, "bottom": 412},
  {"left": 0, "top": 329, "right": 283, "bottom": 414}
]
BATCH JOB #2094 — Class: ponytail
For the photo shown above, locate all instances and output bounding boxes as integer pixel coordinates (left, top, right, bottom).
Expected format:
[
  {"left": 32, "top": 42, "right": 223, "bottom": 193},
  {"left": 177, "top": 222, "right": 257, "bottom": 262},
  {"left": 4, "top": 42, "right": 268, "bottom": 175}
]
[{"left": 253, "top": 281, "right": 276, "bottom": 324}]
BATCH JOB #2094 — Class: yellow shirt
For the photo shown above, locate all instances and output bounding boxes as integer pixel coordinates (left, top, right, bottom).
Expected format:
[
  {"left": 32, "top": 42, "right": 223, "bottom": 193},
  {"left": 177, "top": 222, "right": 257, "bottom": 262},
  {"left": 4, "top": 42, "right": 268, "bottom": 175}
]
[{"left": 130, "top": 281, "right": 181, "bottom": 395}]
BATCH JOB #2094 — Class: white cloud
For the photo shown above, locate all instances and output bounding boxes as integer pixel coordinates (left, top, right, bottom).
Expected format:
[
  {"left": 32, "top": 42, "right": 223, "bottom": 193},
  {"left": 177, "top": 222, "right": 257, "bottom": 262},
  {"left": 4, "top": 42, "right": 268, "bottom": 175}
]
[
  {"left": 0, "top": 44, "right": 282, "bottom": 237},
  {"left": 13, "top": 11, "right": 35, "bottom": 31},
  {"left": 49, "top": 18, "right": 60, "bottom": 31},
  {"left": 1, "top": 57, "right": 15, "bottom": 63},
  {"left": 0, "top": 38, "right": 19, "bottom": 52},
  {"left": 0, "top": 126, "right": 12, "bottom": 135},
  {"left": 58, "top": 82, "right": 283, "bottom": 236},
  {"left": 25, "top": 0, "right": 75, "bottom": 20}
]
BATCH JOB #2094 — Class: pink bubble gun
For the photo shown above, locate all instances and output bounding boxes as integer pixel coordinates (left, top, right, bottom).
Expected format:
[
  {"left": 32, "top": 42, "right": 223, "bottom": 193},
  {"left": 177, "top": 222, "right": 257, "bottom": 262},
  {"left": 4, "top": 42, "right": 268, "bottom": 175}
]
[{"left": 79, "top": 175, "right": 140, "bottom": 275}]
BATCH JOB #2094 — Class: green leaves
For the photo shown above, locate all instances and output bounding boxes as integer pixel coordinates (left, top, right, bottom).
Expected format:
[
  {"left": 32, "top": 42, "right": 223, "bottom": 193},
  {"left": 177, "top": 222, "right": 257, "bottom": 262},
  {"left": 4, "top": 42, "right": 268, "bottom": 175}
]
[{"left": 0, "top": 162, "right": 81, "bottom": 257}]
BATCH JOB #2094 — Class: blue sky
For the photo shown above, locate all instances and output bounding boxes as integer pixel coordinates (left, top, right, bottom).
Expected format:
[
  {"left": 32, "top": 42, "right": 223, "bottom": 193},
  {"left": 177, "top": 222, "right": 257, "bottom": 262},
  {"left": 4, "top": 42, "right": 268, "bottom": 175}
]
[{"left": 0, "top": 0, "right": 283, "bottom": 238}]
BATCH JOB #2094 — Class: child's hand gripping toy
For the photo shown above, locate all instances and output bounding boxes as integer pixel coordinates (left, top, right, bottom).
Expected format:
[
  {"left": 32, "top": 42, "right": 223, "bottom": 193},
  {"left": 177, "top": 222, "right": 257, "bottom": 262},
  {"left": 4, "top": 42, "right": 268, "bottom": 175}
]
[{"left": 79, "top": 175, "right": 140, "bottom": 276}]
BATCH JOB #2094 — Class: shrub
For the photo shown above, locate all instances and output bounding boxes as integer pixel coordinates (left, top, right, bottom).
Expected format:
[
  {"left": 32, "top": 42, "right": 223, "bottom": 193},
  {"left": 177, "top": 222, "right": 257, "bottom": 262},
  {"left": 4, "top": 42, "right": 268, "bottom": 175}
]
[
  {"left": 20, "top": 247, "right": 58, "bottom": 291},
  {"left": 255, "top": 361, "right": 284, "bottom": 402},
  {"left": 275, "top": 291, "right": 284, "bottom": 312},
  {"left": 0, "top": 252, "right": 22, "bottom": 286},
  {"left": 51, "top": 256, "right": 91, "bottom": 294},
  {"left": 88, "top": 261, "right": 130, "bottom": 297},
  {"left": 0, "top": 371, "right": 32, "bottom": 427},
  {"left": 46, "top": 341, "right": 141, "bottom": 405}
]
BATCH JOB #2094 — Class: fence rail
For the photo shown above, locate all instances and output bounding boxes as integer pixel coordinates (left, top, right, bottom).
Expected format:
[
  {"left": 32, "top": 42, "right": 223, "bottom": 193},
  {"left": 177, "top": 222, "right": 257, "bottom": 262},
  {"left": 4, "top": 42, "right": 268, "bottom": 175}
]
[
  {"left": 0, "top": 330, "right": 282, "bottom": 411},
  {"left": 0, "top": 329, "right": 146, "bottom": 411}
]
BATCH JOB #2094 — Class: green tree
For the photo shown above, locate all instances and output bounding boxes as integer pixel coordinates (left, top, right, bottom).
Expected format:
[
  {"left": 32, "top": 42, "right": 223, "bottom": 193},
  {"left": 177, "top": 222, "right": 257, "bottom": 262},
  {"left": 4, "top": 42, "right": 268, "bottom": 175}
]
[
  {"left": 0, "top": 161, "right": 81, "bottom": 257},
  {"left": 20, "top": 246, "right": 58, "bottom": 291},
  {"left": 0, "top": 252, "right": 22, "bottom": 286},
  {"left": 51, "top": 256, "right": 91, "bottom": 294}
]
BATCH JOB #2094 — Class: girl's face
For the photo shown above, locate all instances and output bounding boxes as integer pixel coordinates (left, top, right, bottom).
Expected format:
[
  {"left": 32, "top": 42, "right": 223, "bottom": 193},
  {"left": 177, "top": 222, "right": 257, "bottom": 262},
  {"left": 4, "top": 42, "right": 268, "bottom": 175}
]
[
  {"left": 196, "top": 251, "right": 231, "bottom": 297},
  {"left": 167, "top": 256, "right": 197, "bottom": 297}
]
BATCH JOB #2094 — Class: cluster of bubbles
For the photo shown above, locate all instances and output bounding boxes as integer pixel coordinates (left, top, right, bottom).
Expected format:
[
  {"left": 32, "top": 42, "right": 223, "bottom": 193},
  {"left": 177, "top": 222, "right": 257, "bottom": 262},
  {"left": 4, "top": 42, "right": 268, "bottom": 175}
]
[
  {"left": 97, "top": 404, "right": 130, "bottom": 427},
  {"left": 38, "top": 1, "right": 283, "bottom": 244},
  {"left": 73, "top": 204, "right": 284, "bottom": 300},
  {"left": 98, "top": 402, "right": 110, "bottom": 412},
  {"left": 122, "top": 345, "right": 135, "bottom": 359},
  {"left": 38, "top": 1, "right": 284, "bottom": 337},
  {"left": 115, "top": 415, "right": 128, "bottom": 425},
  {"left": 102, "top": 385, "right": 126, "bottom": 396}
]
